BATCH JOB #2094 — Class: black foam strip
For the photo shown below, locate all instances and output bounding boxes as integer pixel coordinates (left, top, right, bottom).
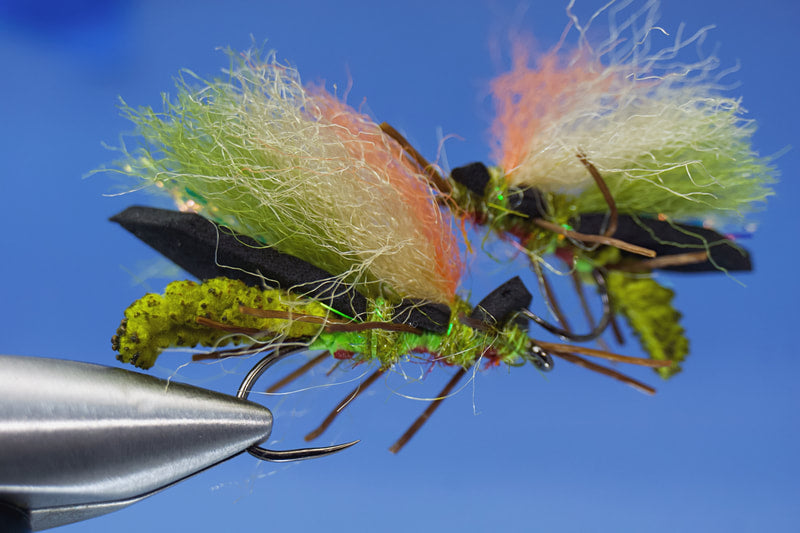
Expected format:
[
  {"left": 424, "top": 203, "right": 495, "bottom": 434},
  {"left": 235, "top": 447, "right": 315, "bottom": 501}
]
[
  {"left": 470, "top": 276, "right": 533, "bottom": 327},
  {"left": 506, "top": 186, "right": 548, "bottom": 220},
  {"left": 392, "top": 299, "right": 451, "bottom": 335},
  {"left": 451, "top": 162, "right": 491, "bottom": 196},
  {"left": 574, "top": 214, "right": 752, "bottom": 272},
  {"left": 111, "top": 206, "right": 368, "bottom": 318}
]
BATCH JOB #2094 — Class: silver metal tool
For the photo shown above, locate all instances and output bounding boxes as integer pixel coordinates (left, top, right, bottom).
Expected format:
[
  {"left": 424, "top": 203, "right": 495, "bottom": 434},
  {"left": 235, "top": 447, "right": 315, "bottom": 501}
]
[{"left": 0, "top": 354, "right": 353, "bottom": 531}]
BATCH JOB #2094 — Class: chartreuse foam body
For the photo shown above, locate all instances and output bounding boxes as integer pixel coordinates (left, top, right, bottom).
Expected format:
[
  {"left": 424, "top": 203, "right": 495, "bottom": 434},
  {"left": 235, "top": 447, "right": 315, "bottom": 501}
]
[{"left": 112, "top": 278, "right": 529, "bottom": 371}]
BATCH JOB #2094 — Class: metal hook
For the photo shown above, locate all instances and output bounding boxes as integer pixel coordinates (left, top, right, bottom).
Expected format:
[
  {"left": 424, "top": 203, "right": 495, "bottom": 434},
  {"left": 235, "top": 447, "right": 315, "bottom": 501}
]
[
  {"left": 237, "top": 347, "right": 359, "bottom": 462},
  {"left": 527, "top": 342, "right": 555, "bottom": 372},
  {"left": 522, "top": 268, "right": 612, "bottom": 343}
]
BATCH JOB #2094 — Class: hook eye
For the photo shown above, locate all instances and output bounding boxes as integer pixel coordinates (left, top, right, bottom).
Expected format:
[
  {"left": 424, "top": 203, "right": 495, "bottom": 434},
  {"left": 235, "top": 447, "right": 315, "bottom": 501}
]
[
  {"left": 522, "top": 268, "right": 611, "bottom": 342},
  {"left": 237, "top": 347, "right": 359, "bottom": 462},
  {"left": 527, "top": 343, "right": 554, "bottom": 372}
]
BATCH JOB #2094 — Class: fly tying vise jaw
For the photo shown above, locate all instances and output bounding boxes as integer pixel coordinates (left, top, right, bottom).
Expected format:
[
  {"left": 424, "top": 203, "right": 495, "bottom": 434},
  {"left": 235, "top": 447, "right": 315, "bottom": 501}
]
[{"left": 0, "top": 353, "right": 356, "bottom": 533}]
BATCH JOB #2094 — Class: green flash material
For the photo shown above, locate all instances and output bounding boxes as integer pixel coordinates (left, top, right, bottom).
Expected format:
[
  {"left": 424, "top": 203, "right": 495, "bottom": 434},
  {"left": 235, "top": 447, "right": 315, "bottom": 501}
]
[
  {"left": 450, "top": 165, "right": 565, "bottom": 257},
  {"left": 112, "top": 278, "right": 531, "bottom": 370}
]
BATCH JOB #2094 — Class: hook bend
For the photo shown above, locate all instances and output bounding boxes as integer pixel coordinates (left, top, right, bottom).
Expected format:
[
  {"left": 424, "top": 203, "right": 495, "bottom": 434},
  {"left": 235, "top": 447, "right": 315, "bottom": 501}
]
[
  {"left": 522, "top": 268, "right": 611, "bottom": 343},
  {"left": 237, "top": 347, "right": 359, "bottom": 462}
]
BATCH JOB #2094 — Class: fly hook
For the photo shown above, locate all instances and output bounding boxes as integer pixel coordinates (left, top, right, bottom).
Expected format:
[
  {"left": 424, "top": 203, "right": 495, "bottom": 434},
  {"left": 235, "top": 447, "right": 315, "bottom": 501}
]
[
  {"left": 522, "top": 268, "right": 612, "bottom": 343},
  {"left": 237, "top": 347, "right": 360, "bottom": 462},
  {"left": 527, "top": 342, "right": 555, "bottom": 372}
]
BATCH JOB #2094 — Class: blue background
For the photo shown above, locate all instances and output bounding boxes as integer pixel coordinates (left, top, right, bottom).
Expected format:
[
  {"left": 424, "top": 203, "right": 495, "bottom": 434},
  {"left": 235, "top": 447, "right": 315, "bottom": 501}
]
[{"left": 1, "top": 1, "right": 797, "bottom": 531}]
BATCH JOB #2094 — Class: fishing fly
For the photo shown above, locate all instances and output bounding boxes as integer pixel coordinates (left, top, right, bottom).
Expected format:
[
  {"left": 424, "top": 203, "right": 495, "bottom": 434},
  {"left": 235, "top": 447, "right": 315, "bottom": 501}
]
[
  {"left": 105, "top": 2, "right": 773, "bottom": 452},
  {"left": 110, "top": 206, "right": 670, "bottom": 452},
  {"left": 380, "top": 0, "right": 774, "bottom": 377}
]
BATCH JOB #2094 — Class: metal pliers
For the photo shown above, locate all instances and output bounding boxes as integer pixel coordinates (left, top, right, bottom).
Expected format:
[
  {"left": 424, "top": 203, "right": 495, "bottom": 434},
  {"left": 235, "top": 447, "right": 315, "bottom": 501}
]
[{"left": 0, "top": 352, "right": 356, "bottom": 532}]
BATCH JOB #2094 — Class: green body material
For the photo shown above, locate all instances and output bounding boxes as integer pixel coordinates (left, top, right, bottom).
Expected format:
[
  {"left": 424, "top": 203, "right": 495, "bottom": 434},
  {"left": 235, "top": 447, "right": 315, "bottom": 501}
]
[
  {"left": 112, "top": 278, "right": 531, "bottom": 370},
  {"left": 112, "top": 278, "right": 330, "bottom": 369},
  {"left": 606, "top": 271, "right": 689, "bottom": 378}
]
